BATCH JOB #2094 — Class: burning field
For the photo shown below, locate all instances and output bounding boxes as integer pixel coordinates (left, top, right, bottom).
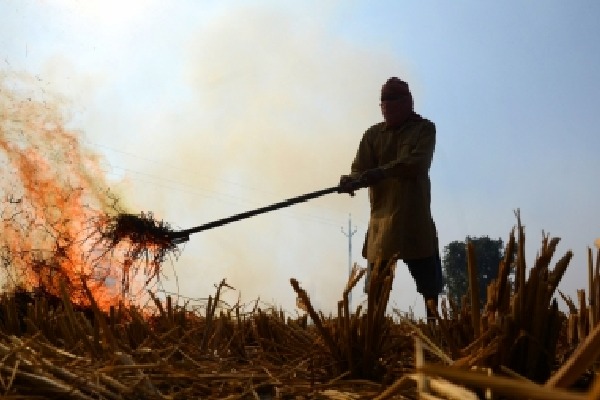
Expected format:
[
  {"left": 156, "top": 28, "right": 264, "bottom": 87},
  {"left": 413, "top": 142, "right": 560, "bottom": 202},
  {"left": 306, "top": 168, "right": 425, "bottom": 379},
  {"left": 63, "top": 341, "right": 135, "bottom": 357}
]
[{"left": 2, "top": 73, "right": 600, "bottom": 399}]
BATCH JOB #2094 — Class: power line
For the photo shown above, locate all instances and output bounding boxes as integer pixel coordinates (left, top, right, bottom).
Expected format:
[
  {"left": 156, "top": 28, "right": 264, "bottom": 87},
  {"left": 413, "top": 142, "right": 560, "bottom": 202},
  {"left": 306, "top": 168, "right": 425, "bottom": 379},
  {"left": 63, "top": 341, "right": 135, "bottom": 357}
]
[
  {"left": 97, "top": 159, "right": 358, "bottom": 229},
  {"left": 81, "top": 140, "right": 372, "bottom": 230},
  {"left": 4, "top": 134, "right": 366, "bottom": 230}
]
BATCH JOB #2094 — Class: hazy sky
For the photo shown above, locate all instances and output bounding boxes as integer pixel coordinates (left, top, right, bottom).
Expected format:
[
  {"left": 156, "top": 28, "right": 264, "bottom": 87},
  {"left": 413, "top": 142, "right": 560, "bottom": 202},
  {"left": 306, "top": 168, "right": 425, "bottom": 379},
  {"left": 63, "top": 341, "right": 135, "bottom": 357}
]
[{"left": 2, "top": 0, "right": 599, "bottom": 317}]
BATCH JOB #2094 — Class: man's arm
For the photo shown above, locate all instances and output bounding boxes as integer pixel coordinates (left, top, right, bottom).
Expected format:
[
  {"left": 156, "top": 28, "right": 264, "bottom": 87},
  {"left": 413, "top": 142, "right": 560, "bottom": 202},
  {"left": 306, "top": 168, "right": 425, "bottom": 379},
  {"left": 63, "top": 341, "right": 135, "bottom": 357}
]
[
  {"left": 350, "top": 129, "right": 378, "bottom": 177},
  {"left": 338, "top": 129, "right": 378, "bottom": 193},
  {"left": 380, "top": 122, "right": 436, "bottom": 179}
]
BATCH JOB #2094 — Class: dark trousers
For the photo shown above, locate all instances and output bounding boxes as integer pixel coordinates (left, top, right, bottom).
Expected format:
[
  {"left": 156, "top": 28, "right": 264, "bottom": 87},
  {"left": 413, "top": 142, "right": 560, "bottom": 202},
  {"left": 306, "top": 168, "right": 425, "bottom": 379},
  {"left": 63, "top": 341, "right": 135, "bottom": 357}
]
[
  {"left": 364, "top": 255, "right": 443, "bottom": 296},
  {"left": 365, "top": 254, "right": 443, "bottom": 318}
]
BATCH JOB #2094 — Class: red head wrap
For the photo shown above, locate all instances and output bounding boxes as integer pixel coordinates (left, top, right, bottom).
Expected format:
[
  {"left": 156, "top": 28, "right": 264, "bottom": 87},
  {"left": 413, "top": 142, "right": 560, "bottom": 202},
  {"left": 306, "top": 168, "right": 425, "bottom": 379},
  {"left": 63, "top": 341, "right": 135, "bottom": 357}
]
[
  {"left": 380, "top": 77, "right": 411, "bottom": 101},
  {"left": 380, "top": 77, "right": 421, "bottom": 127}
]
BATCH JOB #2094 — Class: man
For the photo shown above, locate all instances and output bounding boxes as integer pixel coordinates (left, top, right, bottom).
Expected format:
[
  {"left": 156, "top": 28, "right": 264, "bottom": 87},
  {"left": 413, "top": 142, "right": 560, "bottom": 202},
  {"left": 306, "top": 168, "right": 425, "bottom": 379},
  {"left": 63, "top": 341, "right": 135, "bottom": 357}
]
[{"left": 338, "top": 77, "right": 443, "bottom": 321}]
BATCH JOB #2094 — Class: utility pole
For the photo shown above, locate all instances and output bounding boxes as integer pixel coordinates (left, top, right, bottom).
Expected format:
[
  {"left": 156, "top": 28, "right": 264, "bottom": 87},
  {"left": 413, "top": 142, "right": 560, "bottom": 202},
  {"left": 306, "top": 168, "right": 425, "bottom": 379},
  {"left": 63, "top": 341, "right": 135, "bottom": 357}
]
[{"left": 341, "top": 214, "right": 357, "bottom": 307}]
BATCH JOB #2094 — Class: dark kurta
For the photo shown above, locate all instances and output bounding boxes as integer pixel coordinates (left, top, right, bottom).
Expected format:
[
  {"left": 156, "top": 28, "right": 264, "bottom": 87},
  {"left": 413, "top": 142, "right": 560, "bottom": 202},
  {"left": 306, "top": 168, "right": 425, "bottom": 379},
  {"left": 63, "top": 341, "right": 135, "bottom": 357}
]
[{"left": 350, "top": 117, "right": 437, "bottom": 262}]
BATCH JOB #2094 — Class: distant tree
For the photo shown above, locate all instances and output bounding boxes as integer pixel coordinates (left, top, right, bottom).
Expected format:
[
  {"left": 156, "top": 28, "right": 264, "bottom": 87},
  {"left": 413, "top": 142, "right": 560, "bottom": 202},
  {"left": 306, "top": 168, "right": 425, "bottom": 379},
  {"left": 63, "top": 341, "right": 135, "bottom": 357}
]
[{"left": 442, "top": 236, "right": 504, "bottom": 310}]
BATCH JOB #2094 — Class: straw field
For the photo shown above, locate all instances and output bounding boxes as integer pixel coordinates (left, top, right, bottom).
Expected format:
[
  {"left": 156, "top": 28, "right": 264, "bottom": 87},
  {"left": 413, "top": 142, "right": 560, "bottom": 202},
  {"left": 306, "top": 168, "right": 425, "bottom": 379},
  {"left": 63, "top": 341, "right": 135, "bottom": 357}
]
[{"left": 0, "top": 219, "right": 599, "bottom": 399}]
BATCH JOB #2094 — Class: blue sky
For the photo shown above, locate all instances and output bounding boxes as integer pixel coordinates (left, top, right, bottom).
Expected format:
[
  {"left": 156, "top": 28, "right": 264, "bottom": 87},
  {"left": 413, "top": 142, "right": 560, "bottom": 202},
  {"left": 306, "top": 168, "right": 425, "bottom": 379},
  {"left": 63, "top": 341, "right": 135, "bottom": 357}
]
[{"left": 2, "top": 0, "right": 599, "bottom": 316}]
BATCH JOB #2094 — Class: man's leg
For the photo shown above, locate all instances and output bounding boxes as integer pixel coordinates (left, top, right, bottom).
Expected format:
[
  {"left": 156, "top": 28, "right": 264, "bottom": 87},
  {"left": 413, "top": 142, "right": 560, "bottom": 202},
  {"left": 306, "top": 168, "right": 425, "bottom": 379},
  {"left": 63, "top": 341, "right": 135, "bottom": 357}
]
[{"left": 405, "top": 254, "right": 443, "bottom": 323}]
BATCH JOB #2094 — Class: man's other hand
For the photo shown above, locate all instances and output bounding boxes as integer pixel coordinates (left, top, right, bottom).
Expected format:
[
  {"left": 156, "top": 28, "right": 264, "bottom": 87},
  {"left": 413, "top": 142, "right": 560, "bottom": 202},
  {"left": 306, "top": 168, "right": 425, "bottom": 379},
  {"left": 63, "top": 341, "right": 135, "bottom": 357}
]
[
  {"left": 359, "top": 168, "right": 385, "bottom": 186},
  {"left": 338, "top": 175, "right": 359, "bottom": 195}
]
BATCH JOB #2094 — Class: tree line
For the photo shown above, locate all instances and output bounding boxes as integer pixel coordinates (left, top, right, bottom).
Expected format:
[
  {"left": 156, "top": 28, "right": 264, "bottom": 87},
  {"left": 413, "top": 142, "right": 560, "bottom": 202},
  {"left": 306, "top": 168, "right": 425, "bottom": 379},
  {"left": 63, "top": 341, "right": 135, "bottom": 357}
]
[{"left": 442, "top": 236, "right": 511, "bottom": 310}]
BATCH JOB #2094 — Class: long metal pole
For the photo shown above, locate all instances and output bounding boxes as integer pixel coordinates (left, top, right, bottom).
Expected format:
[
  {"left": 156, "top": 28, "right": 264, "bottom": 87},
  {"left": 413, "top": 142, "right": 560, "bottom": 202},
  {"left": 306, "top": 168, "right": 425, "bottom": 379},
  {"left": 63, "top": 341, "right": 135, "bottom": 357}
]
[{"left": 170, "top": 185, "right": 344, "bottom": 242}]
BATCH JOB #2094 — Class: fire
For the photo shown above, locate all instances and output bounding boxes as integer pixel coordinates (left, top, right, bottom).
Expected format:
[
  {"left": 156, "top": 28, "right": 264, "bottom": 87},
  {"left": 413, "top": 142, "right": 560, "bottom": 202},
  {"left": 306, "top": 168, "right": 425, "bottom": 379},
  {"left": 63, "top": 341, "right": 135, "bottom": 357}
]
[{"left": 0, "top": 72, "right": 170, "bottom": 310}]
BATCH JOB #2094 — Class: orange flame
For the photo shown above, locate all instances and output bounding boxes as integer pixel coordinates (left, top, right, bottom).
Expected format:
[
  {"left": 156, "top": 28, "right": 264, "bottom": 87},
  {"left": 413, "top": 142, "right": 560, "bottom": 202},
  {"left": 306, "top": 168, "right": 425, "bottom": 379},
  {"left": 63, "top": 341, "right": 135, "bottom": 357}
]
[{"left": 0, "top": 72, "right": 156, "bottom": 310}]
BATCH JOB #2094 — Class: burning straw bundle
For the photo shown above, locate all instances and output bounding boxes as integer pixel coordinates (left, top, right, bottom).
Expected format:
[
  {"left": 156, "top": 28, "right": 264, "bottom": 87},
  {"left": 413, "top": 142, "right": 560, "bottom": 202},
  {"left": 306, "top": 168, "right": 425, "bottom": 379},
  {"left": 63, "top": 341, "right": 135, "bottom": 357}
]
[
  {"left": 103, "top": 212, "right": 180, "bottom": 252},
  {"left": 99, "top": 212, "right": 182, "bottom": 269},
  {"left": 94, "top": 212, "right": 184, "bottom": 295}
]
